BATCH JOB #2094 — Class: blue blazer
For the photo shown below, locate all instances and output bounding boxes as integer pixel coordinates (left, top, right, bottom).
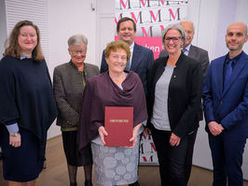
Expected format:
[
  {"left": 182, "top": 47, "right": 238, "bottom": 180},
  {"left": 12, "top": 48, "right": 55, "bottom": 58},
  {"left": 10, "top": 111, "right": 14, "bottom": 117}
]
[
  {"left": 203, "top": 51, "right": 248, "bottom": 139},
  {"left": 100, "top": 43, "right": 154, "bottom": 95}
]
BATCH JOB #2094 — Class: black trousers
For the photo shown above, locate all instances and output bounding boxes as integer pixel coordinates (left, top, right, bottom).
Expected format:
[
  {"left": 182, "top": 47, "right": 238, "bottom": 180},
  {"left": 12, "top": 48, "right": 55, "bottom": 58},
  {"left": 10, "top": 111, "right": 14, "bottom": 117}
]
[
  {"left": 184, "top": 130, "right": 197, "bottom": 184},
  {"left": 151, "top": 125, "right": 197, "bottom": 186}
]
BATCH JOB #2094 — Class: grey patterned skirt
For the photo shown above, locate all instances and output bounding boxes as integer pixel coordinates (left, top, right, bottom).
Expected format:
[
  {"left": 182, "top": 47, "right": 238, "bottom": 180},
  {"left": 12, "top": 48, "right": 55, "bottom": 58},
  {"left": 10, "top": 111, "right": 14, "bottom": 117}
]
[{"left": 91, "top": 135, "right": 140, "bottom": 186}]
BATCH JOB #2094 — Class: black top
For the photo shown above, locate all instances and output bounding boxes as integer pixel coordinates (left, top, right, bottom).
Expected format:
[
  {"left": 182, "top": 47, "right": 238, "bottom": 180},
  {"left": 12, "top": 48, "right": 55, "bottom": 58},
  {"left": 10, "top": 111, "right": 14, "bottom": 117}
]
[
  {"left": 147, "top": 53, "right": 203, "bottom": 137},
  {"left": 0, "top": 56, "right": 57, "bottom": 144}
]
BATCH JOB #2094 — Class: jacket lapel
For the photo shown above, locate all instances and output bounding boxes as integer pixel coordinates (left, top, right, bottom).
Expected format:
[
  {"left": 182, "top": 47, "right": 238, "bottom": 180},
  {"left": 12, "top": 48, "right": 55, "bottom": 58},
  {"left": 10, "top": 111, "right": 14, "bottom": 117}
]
[
  {"left": 222, "top": 58, "right": 246, "bottom": 96},
  {"left": 215, "top": 58, "right": 225, "bottom": 97},
  {"left": 153, "top": 59, "right": 166, "bottom": 88},
  {"left": 130, "top": 43, "right": 141, "bottom": 71},
  {"left": 188, "top": 45, "right": 196, "bottom": 57}
]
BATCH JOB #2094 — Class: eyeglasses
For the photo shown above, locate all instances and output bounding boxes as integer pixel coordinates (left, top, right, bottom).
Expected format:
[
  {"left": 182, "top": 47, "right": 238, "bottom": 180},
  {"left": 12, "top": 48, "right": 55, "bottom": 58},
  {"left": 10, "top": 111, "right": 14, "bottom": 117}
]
[
  {"left": 164, "top": 37, "right": 182, "bottom": 42},
  {"left": 70, "top": 50, "right": 86, "bottom": 55}
]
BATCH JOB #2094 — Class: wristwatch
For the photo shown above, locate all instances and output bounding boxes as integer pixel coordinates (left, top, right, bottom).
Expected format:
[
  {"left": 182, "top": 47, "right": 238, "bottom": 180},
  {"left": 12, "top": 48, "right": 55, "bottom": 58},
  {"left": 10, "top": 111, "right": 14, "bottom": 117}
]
[{"left": 10, "top": 132, "right": 19, "bottom": 137}]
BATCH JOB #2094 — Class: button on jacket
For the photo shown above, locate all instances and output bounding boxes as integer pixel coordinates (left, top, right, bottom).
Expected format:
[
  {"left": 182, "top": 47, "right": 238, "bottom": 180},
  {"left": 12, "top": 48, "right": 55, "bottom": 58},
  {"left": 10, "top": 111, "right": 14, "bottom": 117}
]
[
  {"left": 53, "top": 61, "right": 99, "bottom": 129},
  {"left": 147, "top": 54, "right": 203, "bottom": 137}
]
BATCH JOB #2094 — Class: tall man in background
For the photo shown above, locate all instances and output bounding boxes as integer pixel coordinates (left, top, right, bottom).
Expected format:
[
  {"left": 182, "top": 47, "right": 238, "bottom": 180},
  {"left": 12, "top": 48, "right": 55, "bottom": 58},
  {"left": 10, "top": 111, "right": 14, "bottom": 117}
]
[
  {"left": 100, "top": 17, "right": 154, "bottom": 186},
  {"left": 203, "top": 22, "right": 248, "bottom": 186},
  {"left": 100, "top": 17, "right": 154, "bottom": 95}
]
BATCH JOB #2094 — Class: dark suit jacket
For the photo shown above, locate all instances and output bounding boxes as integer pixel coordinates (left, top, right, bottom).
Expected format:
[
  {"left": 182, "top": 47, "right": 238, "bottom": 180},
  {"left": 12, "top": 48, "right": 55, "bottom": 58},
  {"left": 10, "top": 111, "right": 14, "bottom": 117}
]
[
  {"left": 147, "top": 54, "right": 203, "bottom": 137},
  {"left": 100, "top": 42, "right": 154, "bottom": 95},
  {"left": 53, "top": 62, "right": 99, "bottom": 129},
  {"left": 203, "top": 51, "right": 248, "bottom": 139},
  {"left": 159, "top": 45, "right": 209, "bottom": 77}
]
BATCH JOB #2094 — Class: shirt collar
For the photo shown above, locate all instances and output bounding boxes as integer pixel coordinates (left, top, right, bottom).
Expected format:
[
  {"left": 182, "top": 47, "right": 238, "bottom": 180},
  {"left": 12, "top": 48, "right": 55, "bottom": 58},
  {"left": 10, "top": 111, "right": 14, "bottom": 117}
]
[
  {"left": 20, "top": 54, "right": 28, "bottom": 60},
  {"left": 70, "top": 60, "right": 85, "bottom": 71},
  {"left": 225, "top": 51, "right": 243, "bottom": 65},
  {"left": 129, "top": 42, "right": 134, "bottom": 50},
  {"left": 183, "top": 44, "right": 191, "bottom": 52}
]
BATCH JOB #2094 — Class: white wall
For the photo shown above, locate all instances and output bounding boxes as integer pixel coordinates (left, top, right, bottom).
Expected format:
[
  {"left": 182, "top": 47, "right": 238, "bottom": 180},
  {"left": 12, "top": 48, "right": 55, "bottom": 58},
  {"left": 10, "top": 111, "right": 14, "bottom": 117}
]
[
  {"left": 193, "top": 0, "right": 248, "bottom": 60},
  {"left": 95, "top": 0, "right": 115, "bottom": 66},
  {"left": 1, "top": 0, "right": 248, "bottom": 179},
  {"left": 236, "top": 0, "right": 248, "bottom": 53},
  {"left": 47, "top": 0, "right": 97, "bottom": 69}
]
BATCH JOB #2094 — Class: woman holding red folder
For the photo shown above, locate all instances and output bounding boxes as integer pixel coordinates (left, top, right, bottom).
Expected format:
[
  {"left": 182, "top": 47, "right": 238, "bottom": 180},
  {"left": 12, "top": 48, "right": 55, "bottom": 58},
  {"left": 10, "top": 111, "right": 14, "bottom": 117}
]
[{"left": 78, "top": 41, "right": 147, "bottom": 186}]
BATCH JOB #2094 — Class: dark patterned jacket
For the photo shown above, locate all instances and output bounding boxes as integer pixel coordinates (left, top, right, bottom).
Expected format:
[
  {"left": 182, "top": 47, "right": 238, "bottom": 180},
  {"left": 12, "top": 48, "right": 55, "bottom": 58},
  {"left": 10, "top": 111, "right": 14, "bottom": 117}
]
[{"left": 53, "top": 61, "right": 99, "bottom": 129}]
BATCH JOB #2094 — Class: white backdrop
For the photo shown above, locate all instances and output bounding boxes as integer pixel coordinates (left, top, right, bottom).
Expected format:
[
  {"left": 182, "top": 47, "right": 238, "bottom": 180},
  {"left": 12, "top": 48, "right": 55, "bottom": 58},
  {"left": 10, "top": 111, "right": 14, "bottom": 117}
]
[
  {"left": 1, "top": 0, "right": 248, "bottom": 180},
  {"left": 95, "top": 0, "right": 248, "bottom": 179}
]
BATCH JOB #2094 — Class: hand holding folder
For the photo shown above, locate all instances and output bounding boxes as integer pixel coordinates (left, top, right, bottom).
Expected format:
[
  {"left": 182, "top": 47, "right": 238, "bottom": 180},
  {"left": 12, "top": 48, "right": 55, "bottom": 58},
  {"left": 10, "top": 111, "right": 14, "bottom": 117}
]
[{"left": 104, "top": 106, "right": 133, "bottom": 147}]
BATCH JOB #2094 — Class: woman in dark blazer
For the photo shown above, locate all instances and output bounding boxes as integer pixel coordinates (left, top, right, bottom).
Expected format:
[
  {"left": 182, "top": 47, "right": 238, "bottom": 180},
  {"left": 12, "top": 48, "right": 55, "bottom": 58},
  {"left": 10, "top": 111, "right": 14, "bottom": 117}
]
[
  {"left": 53, "top": 34, "right": 99, "bottom": 186},
  {"left": 147, "top": 23, "right": 203, "bottom": 186}
]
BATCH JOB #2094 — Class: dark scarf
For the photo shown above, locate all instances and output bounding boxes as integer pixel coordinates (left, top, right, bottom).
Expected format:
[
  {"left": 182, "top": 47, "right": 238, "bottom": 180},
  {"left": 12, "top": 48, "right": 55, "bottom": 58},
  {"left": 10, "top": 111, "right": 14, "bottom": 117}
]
[{"left": 78, "top": 71, "right": 147, "bottom": 151}]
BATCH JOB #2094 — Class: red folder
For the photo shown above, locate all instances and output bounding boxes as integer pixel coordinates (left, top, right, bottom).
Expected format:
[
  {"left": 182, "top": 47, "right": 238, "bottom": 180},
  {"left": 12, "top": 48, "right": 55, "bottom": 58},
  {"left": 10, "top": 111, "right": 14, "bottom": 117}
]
[{"left": 104, "top": 106, "right": 133, "bottom": 147}]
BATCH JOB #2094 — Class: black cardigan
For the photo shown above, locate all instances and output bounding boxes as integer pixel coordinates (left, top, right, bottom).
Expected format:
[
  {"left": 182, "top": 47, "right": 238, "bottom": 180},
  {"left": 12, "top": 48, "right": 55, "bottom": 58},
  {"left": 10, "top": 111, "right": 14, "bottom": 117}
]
[{"left": 147, "top": 53, "right": 203, "bottom": 138}]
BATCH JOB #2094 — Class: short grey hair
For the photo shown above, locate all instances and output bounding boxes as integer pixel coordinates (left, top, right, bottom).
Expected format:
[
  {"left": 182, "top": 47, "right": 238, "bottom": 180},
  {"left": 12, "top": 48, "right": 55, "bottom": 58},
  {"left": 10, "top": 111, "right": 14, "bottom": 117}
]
[
  {"left": 162, "top": 23, "right": 186, "bottom": 48},
  {"left": 68, "top": 34, "right": 88, "bottom": 47}
]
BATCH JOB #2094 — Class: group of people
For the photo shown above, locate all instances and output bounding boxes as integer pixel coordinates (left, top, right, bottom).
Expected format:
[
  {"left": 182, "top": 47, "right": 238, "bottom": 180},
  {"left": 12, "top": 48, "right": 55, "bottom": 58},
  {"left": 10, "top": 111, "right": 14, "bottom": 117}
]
[{"left": 0, "top": 16, "right": 247, "bottom": 186}]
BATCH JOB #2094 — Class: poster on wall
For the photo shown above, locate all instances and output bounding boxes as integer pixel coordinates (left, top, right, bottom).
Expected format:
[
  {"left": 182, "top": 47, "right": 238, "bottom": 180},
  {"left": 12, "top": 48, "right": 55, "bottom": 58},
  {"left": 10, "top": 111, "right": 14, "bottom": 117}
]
[
  {"left": 115, "top": 0, "right": 189, "bottom": 165},
  {"left": 115, "top": 0, "right": 189, "bottom": 59}
]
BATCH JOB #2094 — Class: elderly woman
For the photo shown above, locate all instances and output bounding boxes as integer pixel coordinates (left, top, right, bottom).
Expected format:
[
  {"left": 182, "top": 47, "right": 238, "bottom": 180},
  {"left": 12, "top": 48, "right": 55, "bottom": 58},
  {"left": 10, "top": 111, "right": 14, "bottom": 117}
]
[
  {"left": 0, "top": 20, "right": 57, "bottom": 186},
  {"left": 147, "top": 23, "right": 203, "bottom": 186},
  {"left": 78, "top": 40, "right": 147, "bottom": 186},
  {"left": 53, "top": 34, "right": 99, "bottom": 186}
]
